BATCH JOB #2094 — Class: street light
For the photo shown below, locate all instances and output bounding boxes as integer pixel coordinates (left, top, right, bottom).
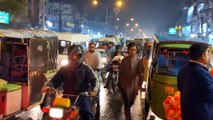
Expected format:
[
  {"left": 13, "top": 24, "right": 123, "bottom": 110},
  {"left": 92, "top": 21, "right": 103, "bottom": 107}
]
[
  {"left": 92, "top": 0, "right": 123, "bottom": 35},
  {"left": 92, "top": 0, "right": 98, "bottom": 5},
  {"left": 115, "top": 0, "right": 123, "bottom": 7}
]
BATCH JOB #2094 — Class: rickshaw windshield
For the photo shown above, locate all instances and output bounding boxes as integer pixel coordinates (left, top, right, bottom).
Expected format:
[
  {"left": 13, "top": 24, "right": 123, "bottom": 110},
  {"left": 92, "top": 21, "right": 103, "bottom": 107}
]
[
  {"left": 58, "top": 40, "right": 71, "bottom": 55},
  {"left": 156, "top": 48, "right": 190, "bottom": 76}
]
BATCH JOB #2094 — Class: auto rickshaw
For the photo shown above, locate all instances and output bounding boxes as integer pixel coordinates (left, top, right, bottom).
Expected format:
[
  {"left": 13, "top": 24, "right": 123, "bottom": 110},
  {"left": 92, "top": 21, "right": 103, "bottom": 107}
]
[
  {"left": 55, "top": 32, "right": 90, "bottom": 68},
  {"left": 0, "top": 29, "right": 58, "bottom": 118},
  {"left": 145, "top": 34, "right": 212, "bottom": 119}
]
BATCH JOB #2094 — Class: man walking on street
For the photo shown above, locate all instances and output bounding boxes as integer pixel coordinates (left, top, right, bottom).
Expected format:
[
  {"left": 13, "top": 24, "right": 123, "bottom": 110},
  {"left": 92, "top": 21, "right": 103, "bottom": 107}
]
[{"left": 84, "top": 42, "right": 102, "bottom": 120}]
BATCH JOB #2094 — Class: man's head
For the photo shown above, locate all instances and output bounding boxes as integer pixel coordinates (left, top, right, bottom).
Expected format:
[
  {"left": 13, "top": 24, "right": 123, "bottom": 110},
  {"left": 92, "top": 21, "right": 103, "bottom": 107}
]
[
  {"left": 88, "top": 42, "right": 96, "bottom": 53},
  {"left": 108, "top": 42, "right": 114, "bottom": 48},
  {"left": 67, "top": 45, "right": 84, "bottom": 65},
  {"left": 128, "top": 42, "right": 137, "bottom": 57},
  {"left": 189, "top": 43, "right": 211, "bottom": 65}
]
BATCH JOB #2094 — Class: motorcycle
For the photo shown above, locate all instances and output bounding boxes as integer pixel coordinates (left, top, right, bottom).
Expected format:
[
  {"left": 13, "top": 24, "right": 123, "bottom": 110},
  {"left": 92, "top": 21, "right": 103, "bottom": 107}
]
[
  {"left": 104, "top": 61, "right": 119, "bottom": 93},
  {"left": 41, "top": 88, "right": 92, "bottom": 120}
]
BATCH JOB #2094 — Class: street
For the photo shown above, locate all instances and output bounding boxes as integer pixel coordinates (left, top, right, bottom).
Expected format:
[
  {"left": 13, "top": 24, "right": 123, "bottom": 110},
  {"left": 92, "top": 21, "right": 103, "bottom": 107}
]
[{"left": 9, "top": 80, "right": 148, "bottom": 120}]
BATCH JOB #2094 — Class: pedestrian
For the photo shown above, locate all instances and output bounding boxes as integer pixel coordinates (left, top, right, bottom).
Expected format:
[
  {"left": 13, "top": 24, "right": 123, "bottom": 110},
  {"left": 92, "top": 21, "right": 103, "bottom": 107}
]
[
  {"left": 117, "top": 42, "right": 144, "bottom": 120},
  {"left": 177, "top": 43, "right": 213, "bottom": 120},
  {"left": 105, "top": 42, "right": 116, "bottom": 61},
  {"left": 84, "top": 42, "right": 102, "bottom": 72},
  {"left": 83, "top": 42, "right": 102, "bottom": 120}
]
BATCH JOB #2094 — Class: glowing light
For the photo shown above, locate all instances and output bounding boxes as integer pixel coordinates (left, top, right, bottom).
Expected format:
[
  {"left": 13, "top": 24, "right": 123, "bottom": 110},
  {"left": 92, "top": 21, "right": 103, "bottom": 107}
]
[
  {"left": 49, "top": 108, "right": 64, "bottom": 118},
  {"left": 92, "top": 0, "right": 98, "bottom": 5},
  {"left": 46, "top": 21, "right": 53, "bottom": 27},
  {"left": 61, "top": 59, "right": 68, "bottom": 66}
]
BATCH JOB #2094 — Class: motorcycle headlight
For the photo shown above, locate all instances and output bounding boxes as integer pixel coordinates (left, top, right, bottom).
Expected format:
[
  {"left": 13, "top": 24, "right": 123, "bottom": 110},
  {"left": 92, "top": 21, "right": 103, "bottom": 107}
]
[
  {"left": 60, "top": 59, "right": 68, "bottom": 66},
  {"left": 49, "top": 107, "right": 64, "bottom": 118},
  {"left": 102, "top": 57, "right": 107, "bottom": 63}
]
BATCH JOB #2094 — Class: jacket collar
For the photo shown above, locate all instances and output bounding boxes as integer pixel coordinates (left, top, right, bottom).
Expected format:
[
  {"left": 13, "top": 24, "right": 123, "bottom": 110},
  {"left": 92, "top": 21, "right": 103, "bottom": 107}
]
[{"left": 189, "top": 60, "right": 208, "bottom": 70}]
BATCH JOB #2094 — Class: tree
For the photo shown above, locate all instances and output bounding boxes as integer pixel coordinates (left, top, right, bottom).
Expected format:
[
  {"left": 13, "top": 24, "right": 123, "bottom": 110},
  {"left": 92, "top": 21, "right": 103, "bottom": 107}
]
[{"left": 0, "top": 0, "right": 27, "bottom": 18}]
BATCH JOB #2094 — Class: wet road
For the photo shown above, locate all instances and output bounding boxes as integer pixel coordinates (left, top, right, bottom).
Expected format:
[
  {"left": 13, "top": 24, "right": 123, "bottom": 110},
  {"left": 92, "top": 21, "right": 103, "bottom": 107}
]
[{"left": 10, "top": 81, "right": 147, "bottom": 120}]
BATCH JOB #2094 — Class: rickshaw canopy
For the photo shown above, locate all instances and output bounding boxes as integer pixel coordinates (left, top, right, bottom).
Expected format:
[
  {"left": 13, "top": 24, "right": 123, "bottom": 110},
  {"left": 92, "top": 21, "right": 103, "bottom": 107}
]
[
  {"left": 98, "top": 36, "right": 118, "bottom": 43},
  {"left": 55, "top": 32, "right": 90, "bottom": 42}
]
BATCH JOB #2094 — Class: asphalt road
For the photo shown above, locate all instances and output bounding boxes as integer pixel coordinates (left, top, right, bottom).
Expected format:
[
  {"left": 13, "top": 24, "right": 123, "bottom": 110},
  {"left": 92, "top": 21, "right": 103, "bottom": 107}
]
[{"left": 8, "top": 81, "right": 148, "bottom": 120}]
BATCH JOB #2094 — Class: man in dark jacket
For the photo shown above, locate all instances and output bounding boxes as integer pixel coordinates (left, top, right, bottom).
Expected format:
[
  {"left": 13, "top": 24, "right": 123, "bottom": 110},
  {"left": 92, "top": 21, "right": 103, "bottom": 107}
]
[
  {"left": 177, "top": 43, "right": 213, "bottom": 120},
  {"left": 42, "top": 45, "right": 96, "bottom": 120}
]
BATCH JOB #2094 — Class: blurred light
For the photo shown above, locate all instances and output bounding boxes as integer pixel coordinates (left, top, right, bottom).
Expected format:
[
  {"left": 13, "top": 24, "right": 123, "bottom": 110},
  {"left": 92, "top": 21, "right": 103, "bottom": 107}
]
[
  {"left": 116, "top": 0, "right": 123, "bottom": 7},
  {"left": 203, "top": 33, "right": 206, "bottom": 36},
  {"left": 81, "top": 24, "right": 84, "bottom": 28},
  {"left": 130, "top": 28, "right": 134, "bottom": 32},
  {"left": 60, "top": 59, "right": 68, "bottom": 66},
  {"left": 210, "top": 34, "right": 213, "bottom": 39},
  {"left": 130, "top": 18, "right": 134, "bottom": 21},
  {"left": 49, "top": 108, "right": 63, "bottom": 118},
  {"left": 126, "top": 23, "right": 129, "bottom": 26},
  {"left": 46, "top": 21, "right": 53, "bottom": 27},
  {"left": 117, "top": 18, "right": 120, "bottom": 21},
  {"left": 135, "top": 23, "right": 139, "bottom": 27},
  {"left": 138, "top": 29, "right": 142, "bottom": 32},
  {"left": 92, "top": 0, "right": 98, "bottom": 5},
  {"left": 190, "top": 34, "right": 197, "bottom": 38}
]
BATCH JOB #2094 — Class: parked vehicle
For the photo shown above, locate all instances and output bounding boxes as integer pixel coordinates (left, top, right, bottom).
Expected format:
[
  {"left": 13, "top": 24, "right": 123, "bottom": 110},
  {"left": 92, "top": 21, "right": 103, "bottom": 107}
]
[
  {"left": 0, "top": 29, "right": 58, "bottom": 119},
  {"left": 145, "top": 35, "right": 212, "bottom": 119},
  {"left": 56, "top": 32, "right": 90, "bottom": 68}
]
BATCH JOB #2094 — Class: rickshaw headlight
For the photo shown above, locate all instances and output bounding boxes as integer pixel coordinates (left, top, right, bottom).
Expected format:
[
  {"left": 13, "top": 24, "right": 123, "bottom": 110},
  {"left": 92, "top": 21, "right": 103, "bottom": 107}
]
[
  {"left": 60, "top": 59, "right": 68, "bottom": 66},
  {"left": 49, "top": 107, "right": 64, "bottom": 118}
]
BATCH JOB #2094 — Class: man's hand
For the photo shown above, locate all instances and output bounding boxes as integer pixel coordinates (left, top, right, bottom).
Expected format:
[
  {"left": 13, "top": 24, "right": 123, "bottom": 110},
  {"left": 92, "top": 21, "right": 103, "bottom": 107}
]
[
  {"left": 90, "top": 91, "right": 97, "bottom": 97},
  {"left": 41, "top": 86, "right": 50, "bottom": 93}
]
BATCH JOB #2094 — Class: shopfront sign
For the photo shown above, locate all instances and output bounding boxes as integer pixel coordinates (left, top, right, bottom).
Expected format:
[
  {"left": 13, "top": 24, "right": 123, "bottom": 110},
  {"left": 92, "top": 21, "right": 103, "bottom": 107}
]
[{"left": 0, "top": 11, "right": 10, "bottom": 24}]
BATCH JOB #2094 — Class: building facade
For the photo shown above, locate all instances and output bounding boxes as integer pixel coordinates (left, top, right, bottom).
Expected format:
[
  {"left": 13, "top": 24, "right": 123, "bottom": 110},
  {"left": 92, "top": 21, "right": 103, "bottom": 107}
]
[{"left": 183, "top": 0, "right": 213, "bottom": 44}]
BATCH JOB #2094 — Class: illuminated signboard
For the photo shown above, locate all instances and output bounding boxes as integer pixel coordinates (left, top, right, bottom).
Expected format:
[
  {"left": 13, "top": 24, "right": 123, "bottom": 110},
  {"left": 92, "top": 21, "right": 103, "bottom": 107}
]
[
  {"left": 0, "top": 11, "right": 10, "bottom": 24},
  {"left": 187, "top": 6, "right": 194, "bottom": 23},
  {"left": 169, "top": 27, "right": 176, "bottom": 35}
]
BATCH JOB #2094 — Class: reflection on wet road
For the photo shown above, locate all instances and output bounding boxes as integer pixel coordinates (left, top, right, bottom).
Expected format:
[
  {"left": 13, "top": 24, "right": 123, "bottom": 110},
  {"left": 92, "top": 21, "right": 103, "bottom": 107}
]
[
  {"left": 99, "top": 81, "right": 145, "bottom": 120},
  {"left": 12, "top": 81, "right": 146, "bottom": 120}
]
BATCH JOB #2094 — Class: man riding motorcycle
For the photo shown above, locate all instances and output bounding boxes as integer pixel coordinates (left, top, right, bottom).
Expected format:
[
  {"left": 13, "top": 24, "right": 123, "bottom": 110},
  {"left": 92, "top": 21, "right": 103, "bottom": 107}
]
[{"left": 42, "top": 45, "right": 97, "bottom": 120}]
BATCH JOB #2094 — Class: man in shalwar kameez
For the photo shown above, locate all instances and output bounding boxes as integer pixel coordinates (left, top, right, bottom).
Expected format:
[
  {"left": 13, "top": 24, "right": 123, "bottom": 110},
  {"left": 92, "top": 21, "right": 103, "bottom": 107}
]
[{"left": 118, "top": 42, "right": 144, "bottom": 120}]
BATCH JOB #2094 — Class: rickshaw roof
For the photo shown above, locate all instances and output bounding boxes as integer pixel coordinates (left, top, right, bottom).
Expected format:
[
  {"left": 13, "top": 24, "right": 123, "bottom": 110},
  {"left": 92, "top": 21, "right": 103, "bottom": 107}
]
[
  {"left": 153, "top": 34, "right": 207, "bottom": 44},
  {"left": 55, "top": 32, "right": 90, "bottom": 42},
  {"left": 0, "top": 29, "right": 57, "bottom": 39},
  {"left": 98, "top": 36, "right": 118, "bottom": 43}
]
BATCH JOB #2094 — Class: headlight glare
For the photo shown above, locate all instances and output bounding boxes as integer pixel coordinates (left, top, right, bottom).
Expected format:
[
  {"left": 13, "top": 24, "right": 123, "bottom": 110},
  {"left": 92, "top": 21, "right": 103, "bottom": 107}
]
[{"left": 49, "top": 107, "right": 64, "bottom": 118}]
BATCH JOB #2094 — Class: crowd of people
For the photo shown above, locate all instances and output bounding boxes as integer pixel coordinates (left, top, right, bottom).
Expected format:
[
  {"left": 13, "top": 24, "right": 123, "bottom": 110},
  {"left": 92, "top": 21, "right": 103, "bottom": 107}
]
[
  {"left": 41, "top": 41, "right": 144, "bottom": 120},
  {"left": 41, "top": 39, "right": 213, "bottom": 120}
]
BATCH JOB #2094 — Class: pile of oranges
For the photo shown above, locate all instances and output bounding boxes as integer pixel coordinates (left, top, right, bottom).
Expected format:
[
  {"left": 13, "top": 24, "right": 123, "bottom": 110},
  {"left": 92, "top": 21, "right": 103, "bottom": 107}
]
[{"left": 163, "top": 91, "right": 182, "bottom": 120}]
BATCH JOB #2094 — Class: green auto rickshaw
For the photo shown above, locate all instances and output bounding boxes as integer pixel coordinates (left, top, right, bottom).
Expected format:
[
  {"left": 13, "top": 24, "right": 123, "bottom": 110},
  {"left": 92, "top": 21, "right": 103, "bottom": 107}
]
[{"left": 145, "top": 34, "right": 212, "bottom": 119}]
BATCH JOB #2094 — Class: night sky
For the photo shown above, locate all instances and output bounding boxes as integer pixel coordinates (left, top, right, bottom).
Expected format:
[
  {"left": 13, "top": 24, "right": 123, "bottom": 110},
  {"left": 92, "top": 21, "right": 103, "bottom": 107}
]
[
  {"left": 71, "top": 0, "right": 186, "bottom": 36},
  {"left": 119, "top": 0, "right": 185, "bottom": 36}
]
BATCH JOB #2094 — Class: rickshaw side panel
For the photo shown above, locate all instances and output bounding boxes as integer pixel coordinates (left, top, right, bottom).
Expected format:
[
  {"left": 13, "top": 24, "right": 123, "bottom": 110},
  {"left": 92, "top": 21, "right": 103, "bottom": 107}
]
[{"left": 29, "top": 38, "right": 49, "bottom": 105}]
